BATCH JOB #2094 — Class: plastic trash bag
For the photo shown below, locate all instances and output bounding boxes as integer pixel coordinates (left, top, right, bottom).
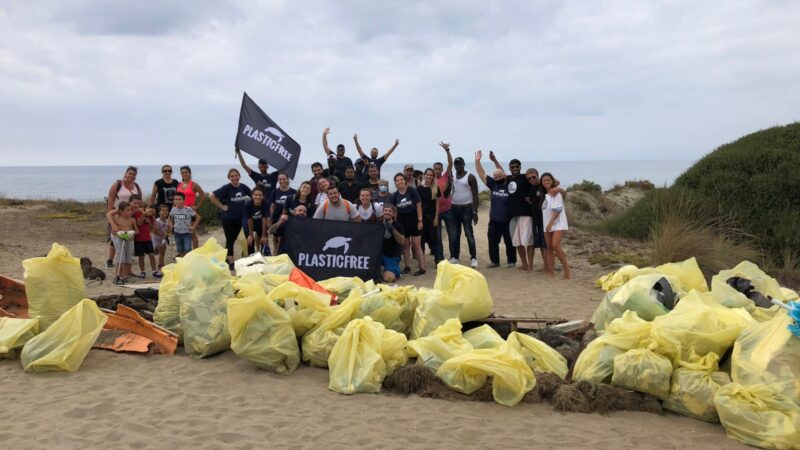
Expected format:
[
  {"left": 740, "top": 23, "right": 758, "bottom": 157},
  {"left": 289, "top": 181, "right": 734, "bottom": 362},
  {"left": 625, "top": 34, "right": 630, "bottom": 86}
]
[
  {"left": 596, "top": 257, "right": 707, "bottom": 294},
  {"left": 573, "top": 311, "right": 652, "bottom": 383},
  {"left": 463, "top": 324, "right": 505, "bottom": 349},
  {"left": 591, "top": 274, "right": 671, "bottom": 331},
  {"left": 177, "top": 239, "right": 234, "bottom": 358},
  {"left": 411, "top": 288, "right": 463, "bottom": 339},
  {"left": 23, "top": 243, "right": 86, "bottom": 330},
  {"left": 612, "top": 347, "right": 673, "bottom": 400},
  {"left": 302, "top": 290, "right": 364, "bottom": 367},
  {"left": 433, "top": 261, "right": 493, "bottom": 322},
  {"left": 504, "top": 332, "right": 569, "bottom": 379},
  {"left": 20, "top": 299, "right": 107, "bottom": 373},
  {"left": 153, "top": 264, "right": 181, "bottom": 334},
  {"left": 436, "top": 345, "right": 536, "bottom": 406},
  {"left": 407, "top": 318, "right": 473, "bottom": 371},
  {"left": 266, "top": 281, "right": 332, "bottom": 337},
  {"left": 663, "top": 351, "right": 731, "bottom": 422},
  {"left": 328, "top": 317, "right": 408, "bottom": 394},
  {"left": 227, "top": 291, "right": 300, "bottom": 374},
  {"left": 731, "top": 310, "right": 800, "bottom": 403},
  {"left": 263, "top": 254, "right": 296, "bottom": 275},
  {"left": 0, "top": 317, "right": 39, "bottom": 358},
  {"left": 715, "top": 383, "right": 800, "bottom": 450},
  {"left": 234, "top": 253, "right": 267, "bottom": 276},
  {"left": 650, "top": 290, "right": 753, "bottom": 362},
  {"left": 318, "top": 276, "right": 366, "bottom": 301},
  {"left": 358, "top": 284, "right": 417, "bottom": 334}
]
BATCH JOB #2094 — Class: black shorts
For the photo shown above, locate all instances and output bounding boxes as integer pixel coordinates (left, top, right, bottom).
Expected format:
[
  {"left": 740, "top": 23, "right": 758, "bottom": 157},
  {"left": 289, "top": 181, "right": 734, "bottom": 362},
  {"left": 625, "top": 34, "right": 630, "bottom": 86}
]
[
  {"left": 134, "top": 240, "right": 155, "bottom": 257},
  {"left": 397, "top": 212, "right": 421, "bottom": 237}
]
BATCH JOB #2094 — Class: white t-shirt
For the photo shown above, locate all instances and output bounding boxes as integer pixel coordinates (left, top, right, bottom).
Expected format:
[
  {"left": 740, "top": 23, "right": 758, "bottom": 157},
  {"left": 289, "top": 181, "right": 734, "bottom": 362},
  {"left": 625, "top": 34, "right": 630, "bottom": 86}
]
[
  {"left": 356, "top": 202, "right": 383, "bottom": 222},
  {"left": 542, "top": 193, "right": 569, "bottom": 231}
]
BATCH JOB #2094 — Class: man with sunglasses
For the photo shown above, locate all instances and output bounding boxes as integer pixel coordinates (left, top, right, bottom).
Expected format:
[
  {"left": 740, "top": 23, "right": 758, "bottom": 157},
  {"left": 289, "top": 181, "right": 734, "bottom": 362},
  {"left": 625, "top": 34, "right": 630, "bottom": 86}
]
[{"left": 148, "top": 165, "right": 179, "bottom": 209}]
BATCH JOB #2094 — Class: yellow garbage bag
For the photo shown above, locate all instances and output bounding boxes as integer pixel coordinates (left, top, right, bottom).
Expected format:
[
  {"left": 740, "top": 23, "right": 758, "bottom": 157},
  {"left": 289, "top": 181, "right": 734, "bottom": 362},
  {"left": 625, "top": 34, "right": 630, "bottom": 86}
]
[
  {"left": 651, "top": 290, "right": 753, "bottom": 362},
  {"left": 596, "top": 258, "right": 707, "bottom": 294},
  {"left": 612, "top": 347, "right": 673, "bottom": 400},
  {"left": 715, "top": 383, "right": 800, "bottom": 450},
  {"left": 731, "top": 311, "right": 800, "bottom": 403},
  {"left": 0, "top": 317, "right": 39, "bottom": 358},
  {"left": 591, "top": 274, "right": 670, "bottom": 331},
  {"left": 23, "top": 243, "right": 86, "bottom": 331},
  {"left": 318, "top": 276, "right": 366, "bottom": 301},
  {"left": 302, "top": 290, "right": 364, "bottom": 367},
  {"left": 357, "top": 284, "right": 418, "bottom": 334},
  {"left": 411, "top": 288, "right": 463, "bottom": 339},
  {"left": 263, "top": 254, "right": 296, "bottom": 275},
  {"left": 328, "top": 317, "right": 408, "bottom": 394},
  {"left": 436, "top": 346, "right": 536, "bottom": 406},
  {"left": 463, "top": 324, "right": 505, "bottom": 349},
  {"left": 713, "top": 261, "right": 786, "bottom": 301},
  {"left": 504, "top": 332, "right": 568, "bottom": 379},
  {"left": 407, "top": 318, "right": 473, "bottom": 371},
  {"left": 177, "top": 240, "right": 234, "bottom": 358},
  {"left": 433, "top": 261, "right": 493, "bottom": 322},
  {"left": 153, "top": 264, "right": 181, "bottom": 334},
  {"left": 20, "top": 299, "right": 107, "bottom": 373},
  {"left": 597, "top": 264, "right": 642, "bottom": 291},
  {"left": 191, "top": 237, "right": 228, "bottom": 260},
  {"left": 227, "top": 291, "right": 300, "bottom": 374},
  {"left": 267, "top": 281, "right": 331, "bottom": 336},
  {"left": 663, "top": 351, "right": 731, "bottom": 422},
  {"left": 573, "top": 311, "right": 652, "bottom": 383}
]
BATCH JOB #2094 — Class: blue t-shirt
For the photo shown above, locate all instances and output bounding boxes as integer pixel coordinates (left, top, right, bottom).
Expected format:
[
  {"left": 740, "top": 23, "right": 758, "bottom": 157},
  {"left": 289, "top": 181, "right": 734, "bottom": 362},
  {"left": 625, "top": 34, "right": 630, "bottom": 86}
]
[
  {"left": 485, "top": 177, "right": 511, "bottom": 222},
  {"left": 242, "top": 199, "right": 270, "bottom": 235},
  {"left": 248, "top": 170, "right": 279, "bottom": 197},
  {"left": 268, "top": 187, "right": 297, "bottom": 223},
  {"left": 213, "top": 183, "right": 252, "bottom": 222},
  {"left": 390, "top": 187, "right": 421, "bottom": 215}
]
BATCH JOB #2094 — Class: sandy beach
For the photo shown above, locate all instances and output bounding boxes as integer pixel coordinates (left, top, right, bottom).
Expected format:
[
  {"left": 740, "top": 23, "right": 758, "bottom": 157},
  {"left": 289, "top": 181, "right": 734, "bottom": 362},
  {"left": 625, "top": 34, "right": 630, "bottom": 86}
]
[{"left": 0, "top": 200, "right": 745, "bottom": 449}]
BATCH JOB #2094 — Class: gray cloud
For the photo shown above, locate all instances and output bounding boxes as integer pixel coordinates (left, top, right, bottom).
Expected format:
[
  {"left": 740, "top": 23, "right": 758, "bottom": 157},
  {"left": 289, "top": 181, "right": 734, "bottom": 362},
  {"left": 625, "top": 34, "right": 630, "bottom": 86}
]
[{"left": 0, "top": 0, "right": 798, "bottom": 166}]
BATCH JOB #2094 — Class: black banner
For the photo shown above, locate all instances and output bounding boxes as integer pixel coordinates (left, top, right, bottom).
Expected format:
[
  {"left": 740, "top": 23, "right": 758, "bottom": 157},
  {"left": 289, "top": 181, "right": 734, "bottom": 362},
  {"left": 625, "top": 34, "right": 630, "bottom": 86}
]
[
  {"left": 282, "top": 216, "right": 383, "bottom": 281},
  {"left": 235, "top": 92, "right": 301, "bottom": 178}
]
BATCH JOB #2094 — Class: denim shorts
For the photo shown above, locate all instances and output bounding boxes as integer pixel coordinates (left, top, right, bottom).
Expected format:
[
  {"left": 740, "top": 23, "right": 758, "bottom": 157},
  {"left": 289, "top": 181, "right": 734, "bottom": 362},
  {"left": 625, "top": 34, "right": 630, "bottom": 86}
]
[
  {"left": 174, "top": 232, "right": 193, "bottom": 254},
  {"left": 382, "top": 255, "right": 401, "bottom": 278}
]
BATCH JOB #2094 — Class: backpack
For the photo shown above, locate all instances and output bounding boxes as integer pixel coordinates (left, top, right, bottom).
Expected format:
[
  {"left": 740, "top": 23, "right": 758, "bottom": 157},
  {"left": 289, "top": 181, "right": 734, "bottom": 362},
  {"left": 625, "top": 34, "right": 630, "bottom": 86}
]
[{"left": 322, "top": 199, "right": 351, "bottom": 215}]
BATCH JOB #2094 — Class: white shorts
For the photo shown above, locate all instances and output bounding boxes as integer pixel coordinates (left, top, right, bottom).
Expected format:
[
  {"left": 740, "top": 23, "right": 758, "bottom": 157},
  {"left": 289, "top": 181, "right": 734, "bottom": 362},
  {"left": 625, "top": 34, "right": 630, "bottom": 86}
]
[{"left": 510, "top": 216, "right": 533, "bottom": 247}]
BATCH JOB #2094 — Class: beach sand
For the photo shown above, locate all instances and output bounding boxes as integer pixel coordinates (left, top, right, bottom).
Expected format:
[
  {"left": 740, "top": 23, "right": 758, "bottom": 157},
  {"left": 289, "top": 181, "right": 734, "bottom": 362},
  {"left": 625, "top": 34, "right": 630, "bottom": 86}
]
[{"left": 0, "top": 201, "right": 744, "bottom": 449}]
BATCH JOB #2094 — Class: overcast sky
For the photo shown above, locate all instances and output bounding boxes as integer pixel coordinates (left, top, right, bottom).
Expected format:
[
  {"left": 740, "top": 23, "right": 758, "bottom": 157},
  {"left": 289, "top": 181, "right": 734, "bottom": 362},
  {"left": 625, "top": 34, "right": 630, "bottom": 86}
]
[{"left": 1, "top": 0, "right": 798, "bottom": 166}]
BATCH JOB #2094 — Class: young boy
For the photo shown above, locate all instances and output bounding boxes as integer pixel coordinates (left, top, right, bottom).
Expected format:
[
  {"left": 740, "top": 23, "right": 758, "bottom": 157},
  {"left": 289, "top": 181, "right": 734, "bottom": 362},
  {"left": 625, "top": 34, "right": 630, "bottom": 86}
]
[
  {"left": 152, "top": 204, "right": 170, "bottom": 270},
  {"left": 131, "top": 198, "right": 161, "bottom": 278},
  {"left": 106, "top": 201, "right": 138, "bottom": 285},
  {"left": 169, "top": 192, "right": 201, "bottom": 257}
]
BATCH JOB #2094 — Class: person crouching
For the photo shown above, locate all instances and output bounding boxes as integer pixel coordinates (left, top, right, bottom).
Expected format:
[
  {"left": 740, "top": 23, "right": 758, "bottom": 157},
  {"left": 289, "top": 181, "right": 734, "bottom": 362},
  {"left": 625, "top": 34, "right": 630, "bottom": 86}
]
[{"left": 381, "top": 203, "right": 405, "bottom": 283}]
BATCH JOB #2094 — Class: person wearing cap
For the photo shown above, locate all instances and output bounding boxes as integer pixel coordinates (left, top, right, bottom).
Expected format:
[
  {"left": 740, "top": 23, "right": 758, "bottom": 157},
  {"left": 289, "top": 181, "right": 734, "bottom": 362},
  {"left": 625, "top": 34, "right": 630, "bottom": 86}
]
[
  {"left": 322, "top": 153, "right": 341, "bottom": 184},
  {"left": 449, "top": 153, "right": 480, "bottom": 268},
  {"left": 353, "top": 133, "right": 399, "bottom": 178},
  {"left": 322, "top": 127, "right": 354, "bottom": 181},
  {"left": 236, "top": 148, "right": 279, "bottom": 198},
  {"left": 403, "top": 164, "right": 416, "bottom": 188},
  {"left": 354, "top": 158, "right": 370, "bottom": 185}
]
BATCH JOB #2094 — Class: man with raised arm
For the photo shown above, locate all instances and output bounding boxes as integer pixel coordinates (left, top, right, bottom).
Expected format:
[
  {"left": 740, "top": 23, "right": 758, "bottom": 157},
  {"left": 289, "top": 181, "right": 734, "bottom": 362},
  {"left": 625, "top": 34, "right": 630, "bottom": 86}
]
[
  {"left": 353, "top": 133, "right": 399, "bottom": 178},
  {"left": 322, "top": 127, "right": 353, "bottom": 181},
  {"left": 433, "top": 141, "right": 454, "bottom": 264},
  {"left": 449, "top": 151, "right": 480, "bottom": 268},
  {"left": 475, "top": 150, "right": 516, "bottom": 269},
  {"left": 236, "top": 148, "right": 279, "bottom": 198}
]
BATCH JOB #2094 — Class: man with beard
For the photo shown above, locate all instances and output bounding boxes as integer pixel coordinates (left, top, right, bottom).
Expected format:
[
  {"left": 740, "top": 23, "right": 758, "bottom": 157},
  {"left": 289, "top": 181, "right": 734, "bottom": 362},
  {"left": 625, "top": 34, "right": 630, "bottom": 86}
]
[
  {"left": 236, "top": 148, "right": 279, "bottom": 197},
  {"left": 337, "top": 167, "right": 361, "bottom": 203},
  {"left": 309, "top": 162, "right": 325, "bottom": 197},
  {"left": 353, "top": 133, "right": 399, "bottom": 178},
  {"left": 449, "top": 155, "right": 480, "bottom": 268},
  {"left": 489, "top": 152, "right": 535, "bottom": 271},
  {"left": 475, "top": 151, "right": 516, "bottom": 269},
  {"left": 322, "top": 127, "right": 354, "bottom": 181}
]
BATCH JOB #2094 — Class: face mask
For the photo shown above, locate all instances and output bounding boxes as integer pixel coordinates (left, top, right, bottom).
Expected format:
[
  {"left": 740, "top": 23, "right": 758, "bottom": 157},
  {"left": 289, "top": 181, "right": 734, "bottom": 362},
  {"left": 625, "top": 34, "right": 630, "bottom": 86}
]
[{"left": 379, "top": 186, "right": 388, "bottom": 193}]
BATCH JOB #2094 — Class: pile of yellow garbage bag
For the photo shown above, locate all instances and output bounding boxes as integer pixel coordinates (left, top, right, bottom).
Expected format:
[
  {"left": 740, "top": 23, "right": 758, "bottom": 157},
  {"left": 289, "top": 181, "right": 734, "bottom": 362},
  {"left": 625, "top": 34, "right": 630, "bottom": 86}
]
[{"left": 23, "top": 243, "right": 86, "bottom": 330}]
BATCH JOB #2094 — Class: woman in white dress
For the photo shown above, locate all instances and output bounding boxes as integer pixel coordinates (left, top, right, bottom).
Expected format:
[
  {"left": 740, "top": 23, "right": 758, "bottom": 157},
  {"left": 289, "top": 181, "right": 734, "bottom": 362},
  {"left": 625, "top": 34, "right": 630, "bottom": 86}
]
[{"left": 541, "top": 172, "right": 570, "bottom": 279}]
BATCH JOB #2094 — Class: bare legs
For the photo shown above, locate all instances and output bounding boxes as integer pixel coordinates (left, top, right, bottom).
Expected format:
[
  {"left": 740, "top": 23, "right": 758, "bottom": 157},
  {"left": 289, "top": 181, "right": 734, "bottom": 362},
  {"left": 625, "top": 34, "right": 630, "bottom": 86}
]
[{"left": 544, "top": 230, "right": 570, "bottom": 279}]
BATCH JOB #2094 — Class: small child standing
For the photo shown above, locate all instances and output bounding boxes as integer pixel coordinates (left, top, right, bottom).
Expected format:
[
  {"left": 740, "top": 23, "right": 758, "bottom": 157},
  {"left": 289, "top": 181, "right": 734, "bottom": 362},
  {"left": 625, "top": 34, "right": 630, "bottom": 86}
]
[
  {"left": 106, "top": 201, "right": 138, "bottom": 285},
  {"left": 169, "top": 192, "right": 201, "bottom": 257},
  {"left": 131, "top": 199, "right": 161, "bottom": 278},
  {"left": 152, "top": 204, "right": 170, "bottom": 271}
]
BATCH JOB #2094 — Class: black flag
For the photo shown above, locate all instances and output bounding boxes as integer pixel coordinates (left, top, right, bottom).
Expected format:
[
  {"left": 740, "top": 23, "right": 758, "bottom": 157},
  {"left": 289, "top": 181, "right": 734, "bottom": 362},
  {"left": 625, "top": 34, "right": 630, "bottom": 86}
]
[
  {"left": 282, "top": 216, "right": 383, "bottom": 281},
  {"left": 235, "top": 92, "right": 301, "bottom": 178}
]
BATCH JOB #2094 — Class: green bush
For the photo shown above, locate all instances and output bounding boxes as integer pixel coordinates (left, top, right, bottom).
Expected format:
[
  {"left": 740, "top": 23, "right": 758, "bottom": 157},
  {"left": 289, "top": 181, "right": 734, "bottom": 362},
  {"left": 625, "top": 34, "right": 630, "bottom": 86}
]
[
  {"left": 601, "top": 123, "right": 800, "bottom": 265},
  {"left": 568, "top": 180, "right": 602, "bottom": 195},
  {"left": 195, "top": 195, "right": 221, "bottom": 231}
]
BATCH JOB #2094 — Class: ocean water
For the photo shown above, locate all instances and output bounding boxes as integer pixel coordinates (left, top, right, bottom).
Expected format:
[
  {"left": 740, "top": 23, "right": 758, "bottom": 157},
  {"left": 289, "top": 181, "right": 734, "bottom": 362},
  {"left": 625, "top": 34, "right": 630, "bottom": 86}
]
[{"left": 0, "top": 160, "right": 693, "bottom": 202}]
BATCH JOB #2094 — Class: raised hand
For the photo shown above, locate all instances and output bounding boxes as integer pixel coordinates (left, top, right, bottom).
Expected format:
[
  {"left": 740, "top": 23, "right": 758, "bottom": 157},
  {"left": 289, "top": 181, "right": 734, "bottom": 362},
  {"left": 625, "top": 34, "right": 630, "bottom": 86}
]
[
  {"left": 489, "top": 150, "right": 497, "bottom": 162},
  {"left": 394, "top": 138, "right": 399, "bottom": 146},
  {"left": 353, "top": 133, "right": 358, "bottom": 140},
  {"left": 439, "top": 141, "right": 450, "bottom": 151},
  {"left": 323, "top": 127, "right": 330, "bottom": 135},
  {"left": 475, "top": 150, "right": 482, "bottom": 161}
]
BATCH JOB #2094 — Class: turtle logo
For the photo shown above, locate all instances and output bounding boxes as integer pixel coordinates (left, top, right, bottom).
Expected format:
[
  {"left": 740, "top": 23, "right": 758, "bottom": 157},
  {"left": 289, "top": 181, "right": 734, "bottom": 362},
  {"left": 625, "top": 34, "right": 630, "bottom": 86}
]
[
  {"left": 322, "top": 236, "right": 351, "bottom": 254},
  {"left": 264, "top": 127, "right": 285, "bottom": 143}
]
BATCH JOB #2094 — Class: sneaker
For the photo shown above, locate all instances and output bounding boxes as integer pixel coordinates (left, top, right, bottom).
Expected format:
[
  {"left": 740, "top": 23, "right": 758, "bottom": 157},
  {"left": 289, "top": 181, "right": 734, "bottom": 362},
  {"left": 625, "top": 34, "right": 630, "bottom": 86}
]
[
  {"left": 402, "top": 266, "right": 411, "bottom": 274},
  {"left": 113, "top": 276, "right": 125, "bottom": 286},
  {"left": 448, "top": 258, "right": 459, "bottom": 264},
  {"left": 487, "top": 263, "right": 500, "bottom": 268},
  {"left": 470, "top": 258, "right": 478, "bottom": 268},
  {"left": 136, "top": 272, "right": 146, "bottom": 279},
  {"left": 105, "top": 259, "right": 114, "bottom": 269},
  {"left": 152, "top": 271, "right": 163, "bottom": 278},
  {"left": 507, "top": 263, "right": 516, "bottom": 268},
  {"left": 412, "top": 268, "right": 427, "bottom": 276}
]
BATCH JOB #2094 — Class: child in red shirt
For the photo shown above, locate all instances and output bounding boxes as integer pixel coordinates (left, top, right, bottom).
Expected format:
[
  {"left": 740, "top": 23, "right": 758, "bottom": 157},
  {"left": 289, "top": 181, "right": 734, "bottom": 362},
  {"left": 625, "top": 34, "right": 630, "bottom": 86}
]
[{"left": 130, "top": 196, "right": 160, "bottom": 278}]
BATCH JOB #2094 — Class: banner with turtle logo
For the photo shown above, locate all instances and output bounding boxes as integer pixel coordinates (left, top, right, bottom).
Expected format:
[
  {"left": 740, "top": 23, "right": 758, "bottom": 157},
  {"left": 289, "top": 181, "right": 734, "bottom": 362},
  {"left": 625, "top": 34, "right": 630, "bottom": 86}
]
[
  {"left": 235, "top": 92, "right": 301, "bottom": 178},
  {"left": 281, "top": 216, "right": 383, "bottom": 281}
]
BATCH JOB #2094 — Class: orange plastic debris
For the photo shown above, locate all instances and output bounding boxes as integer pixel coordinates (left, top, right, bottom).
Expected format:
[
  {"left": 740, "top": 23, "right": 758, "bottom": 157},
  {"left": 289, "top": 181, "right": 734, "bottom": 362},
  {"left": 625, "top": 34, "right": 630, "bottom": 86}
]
[
  {"left": 289, "top": 268, "right": 337, "bottom": 305},
  {"left": 100, "top": 305, "right": 178, "bottom": 355},
  {"left": 0, "top": 275, "right": 29, "bottom": 318}
]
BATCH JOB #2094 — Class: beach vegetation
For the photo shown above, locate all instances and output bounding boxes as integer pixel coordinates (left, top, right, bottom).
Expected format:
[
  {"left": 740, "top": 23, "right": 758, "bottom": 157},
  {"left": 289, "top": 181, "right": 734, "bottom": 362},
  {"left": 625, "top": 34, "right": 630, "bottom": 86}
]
[
  {"left": 588, "top": 251, "right": 652, "bottom": 268},
  {"left": 568, "top": 180, "right": 602, "bottom": 196}
]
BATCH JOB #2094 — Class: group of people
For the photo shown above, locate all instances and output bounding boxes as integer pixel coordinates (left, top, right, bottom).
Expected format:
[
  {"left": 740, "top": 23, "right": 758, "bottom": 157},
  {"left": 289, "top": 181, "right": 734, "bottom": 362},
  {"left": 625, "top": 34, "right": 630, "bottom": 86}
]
[{"left": 104, "top": 128, "right": 570, "bottom": 284}]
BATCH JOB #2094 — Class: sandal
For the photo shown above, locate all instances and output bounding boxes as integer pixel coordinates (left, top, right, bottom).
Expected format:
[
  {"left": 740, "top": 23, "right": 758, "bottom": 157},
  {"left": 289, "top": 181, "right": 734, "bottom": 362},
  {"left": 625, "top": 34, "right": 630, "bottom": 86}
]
[
  {"left": 402, "top": 266, "right": 411, "bottom": 274},
  {"left": 412, "top": 268, "right": 427, "bottom": 276}
]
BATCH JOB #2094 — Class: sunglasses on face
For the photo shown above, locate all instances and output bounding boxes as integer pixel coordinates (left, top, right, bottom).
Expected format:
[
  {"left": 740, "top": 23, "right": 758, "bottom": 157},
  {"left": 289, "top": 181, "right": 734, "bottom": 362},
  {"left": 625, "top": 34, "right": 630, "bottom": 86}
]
[
  {"left": 163, "top": 169, "right": 172, "bottom": 173},
  {"left": 527, "top": 176, "right": 538, "bottom": 180},
  {"left": 510, "top": 166, "right": 520, "bottom": 170}
]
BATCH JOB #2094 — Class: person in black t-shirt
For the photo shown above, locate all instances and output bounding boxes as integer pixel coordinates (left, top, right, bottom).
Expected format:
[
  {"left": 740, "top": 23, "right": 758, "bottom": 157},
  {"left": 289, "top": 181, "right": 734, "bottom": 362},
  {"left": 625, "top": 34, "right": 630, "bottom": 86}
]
[
  {"left": 236, "top": 148, "right": 279, "bottom": 197},
  {"left": 148, "top": 164, "right": 179, "bottom": 209},
  {"left": 353, "top": 133, "right": 399, "bottom": 178},
  {"left": 337, "top": 167, "right": 361, "bottom": 203},
  {"left": 489, "top": 153, "right": 537, "bottom": 271},
  {"left": 242, "top": 186, "right": 270, "bottom": 255},
  {"left": 322, "top": 127, "right": 354, "bottom": 180},
  {"left": 417, "top": 168, "right": 441, "bottom": 264},
  {"left": 354, "top": 158, "right": 370, "bottom": 185},
  {"left": 380, "top": 203, "right": 405, "bottom": 282}
]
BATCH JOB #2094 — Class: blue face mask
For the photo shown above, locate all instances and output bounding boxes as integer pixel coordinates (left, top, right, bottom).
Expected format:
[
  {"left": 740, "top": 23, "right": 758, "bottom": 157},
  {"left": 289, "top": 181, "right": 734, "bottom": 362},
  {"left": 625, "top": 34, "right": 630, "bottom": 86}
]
[{"left": 379, "top": 186, "right": 388, "bottom": 193}]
